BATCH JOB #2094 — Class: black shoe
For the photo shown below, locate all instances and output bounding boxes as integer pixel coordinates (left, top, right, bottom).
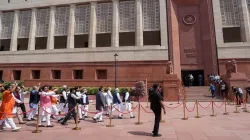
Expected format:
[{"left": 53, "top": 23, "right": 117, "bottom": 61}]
[
  {"left": 118, "top": 117, "right": 122, "bottom": 119},
  {"left": 84, "top": 116, "right": 89, "bottom": 118},
  {"left": 38, "top": 125, "right": 45, "bottom": 127},
  {"left": 92, "top": 118, "right": 97, "bottom": 123},
  {"left": 153, "top": 134, "right": 162, "bottom": 137},
  {"left": 47, "top": 125, "right": 54, "bottom": 127},
  {"left": 23, "top": 116, "right": 27, "bottom": 119},
  {"left": 130, "top": 116, "right": 135, "bottom": 118},
  {"left": 79, "top": 118, "right": 85, "bottom": 120},
  {"left": 31, "top": 118, "right": 36, "bottom": 121},
  {"left": 61, "top": 122, "right": 68, "bottom": 126}
]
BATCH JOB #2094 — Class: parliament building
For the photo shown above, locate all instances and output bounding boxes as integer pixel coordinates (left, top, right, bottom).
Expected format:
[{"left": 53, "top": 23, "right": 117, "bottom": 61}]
[{"left": 0, "top": 0, "right": 249, "bottom": 87}]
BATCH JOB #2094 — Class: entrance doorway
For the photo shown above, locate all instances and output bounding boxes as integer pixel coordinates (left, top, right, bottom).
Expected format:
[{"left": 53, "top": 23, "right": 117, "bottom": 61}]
[{"left": 181, "top": 70, "right": 204, "bottom": 87}]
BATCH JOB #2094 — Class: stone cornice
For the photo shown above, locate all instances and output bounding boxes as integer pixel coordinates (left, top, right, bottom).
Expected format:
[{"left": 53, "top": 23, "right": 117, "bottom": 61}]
[{"left": 218, "top": 58, "right": 250, "bottom": 64}]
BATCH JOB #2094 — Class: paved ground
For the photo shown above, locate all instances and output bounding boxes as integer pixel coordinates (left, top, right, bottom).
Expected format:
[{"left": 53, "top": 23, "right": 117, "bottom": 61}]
[{"left": 1, "top": 101, "right": 250, "bottom": 140}]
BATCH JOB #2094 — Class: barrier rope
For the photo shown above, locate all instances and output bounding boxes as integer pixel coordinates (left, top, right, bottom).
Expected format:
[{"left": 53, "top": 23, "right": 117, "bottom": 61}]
[
  {"left": 140, "top": 105, "right": 153, "bottom": 114},
  {"left": 164, "top": 103, "right": 183, "bottom": 109},
  {"left": 213, "top": 101, "right": 225, "bottom": 108},
  {"left": 0, "top": 108, "right": 35, "bottom": 115},
  {"left": 198, "top": 101, "right": 212, "bottom": 109},
  {"left": 41, "top": 106, "right": 76, "bottom": 116},
  {"left": 113, "top": 105, "right": 138, "bottom": 114},
  {"left": 185, "top": 103, "right": 196, "bottom": 112}
]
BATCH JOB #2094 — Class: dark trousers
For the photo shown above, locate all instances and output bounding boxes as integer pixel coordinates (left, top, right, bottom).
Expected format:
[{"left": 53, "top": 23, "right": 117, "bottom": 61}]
[
  {"left": 62, "top": 104, "right": 76, "bottom": 123},
  {"left": 20, "top": 103, "right": 27, "bottom": 117},
  {"left": 152, "top": 109, "right": 161, "bottom": 135}
]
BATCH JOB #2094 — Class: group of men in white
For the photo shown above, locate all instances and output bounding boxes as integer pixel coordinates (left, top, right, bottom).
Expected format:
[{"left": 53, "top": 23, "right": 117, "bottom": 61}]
[{"left": 0, "top": 83, "right": 135, "bottom": 131}]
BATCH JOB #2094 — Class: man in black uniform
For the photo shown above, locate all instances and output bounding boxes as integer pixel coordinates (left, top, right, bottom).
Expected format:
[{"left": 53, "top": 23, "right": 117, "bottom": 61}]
[
  {"left": 149, "top": 84, "right": 166, "bottom": 137},
  {"left": 61, "top": 88, "right": 82, "bottom": 125}
]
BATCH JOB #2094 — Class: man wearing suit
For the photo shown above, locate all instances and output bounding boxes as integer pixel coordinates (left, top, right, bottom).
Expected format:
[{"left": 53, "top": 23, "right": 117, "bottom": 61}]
[{"left": 92, "top": 86, "right": 105, "bottom": 123}]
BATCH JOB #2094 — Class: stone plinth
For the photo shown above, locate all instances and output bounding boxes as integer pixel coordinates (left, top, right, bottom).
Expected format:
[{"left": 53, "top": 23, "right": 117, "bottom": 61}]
[
  {"left": 162, "top": 74, "right": 181, "bottom": 101},
  {"left": 221, "top": 73, "right": 248, "bottom": 102}
]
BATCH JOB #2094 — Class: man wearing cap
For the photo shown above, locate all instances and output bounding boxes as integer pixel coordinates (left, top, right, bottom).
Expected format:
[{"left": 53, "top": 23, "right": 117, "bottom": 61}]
[{"left": 149, "top": 84, "right": 166, "bottom": 137}]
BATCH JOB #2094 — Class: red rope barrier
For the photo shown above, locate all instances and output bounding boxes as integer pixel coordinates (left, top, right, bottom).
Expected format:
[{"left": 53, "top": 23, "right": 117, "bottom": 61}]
[
  {"left": 213, "top": 102, "right": 224, "bottom": 108},
  {"left": 164, "top": 103, "right": 183, "bottom": 109},
  {"left": 185, "top": 103, "right": 196, "bottom": 112},
  {"left": 140, "top": 105, "right": 153, "bottom": 114},
  {"left": 113, "top": 105, "right": 138, "bottom": 114},
  {"left": 41, "top": 106, "right": 76, "bottom": 116},
  {"left": 198, "top": 102, "right": 212, "bottom": 109}
]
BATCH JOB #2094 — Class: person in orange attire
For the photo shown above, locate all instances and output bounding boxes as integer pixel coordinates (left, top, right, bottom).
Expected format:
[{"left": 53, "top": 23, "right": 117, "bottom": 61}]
[
  {"left": 49, "top": 86, "right": 60, "bottom": 121},
  {"left": 0, "top": 83, "right": 21, "bottom": 132}
]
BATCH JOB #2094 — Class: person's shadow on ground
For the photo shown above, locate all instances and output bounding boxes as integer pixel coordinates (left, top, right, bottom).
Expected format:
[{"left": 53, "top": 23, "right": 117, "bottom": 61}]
[{"left": 127, "top": 131, "right": 152, "bottom": 137}]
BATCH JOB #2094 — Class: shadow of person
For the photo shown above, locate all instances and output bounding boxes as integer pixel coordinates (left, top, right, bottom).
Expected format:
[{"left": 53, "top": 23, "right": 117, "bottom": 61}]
[
  {"left": 127, "top": 131, "right": 152, "bottom": 137},
  {"left": 25, "top": 123, "right": 36, "bottom": 127}
]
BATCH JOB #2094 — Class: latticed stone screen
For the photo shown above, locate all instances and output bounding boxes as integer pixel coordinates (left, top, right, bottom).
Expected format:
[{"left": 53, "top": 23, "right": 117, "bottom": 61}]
[
  {"left": 1, "top": 12, "right": 14, "bottom": 39},
  {"left": 96, "top": 3, "right": 112, "bottom": 33},
  {"left": 247, "top": 0, "right": 250, "bottom": 14},
  {"left": 18, "top": 10, "right": 32, "bottom": 38},
  {"left": 119, "top": 1, "right": 135, "bottom": 32},
  {"left": 220, "top": 0, "right": 240, "bottom": 27},
  {"left": 75, "top": 5, "right": 90, "bottom": 35},
  {"left": 55, "top": 6, "right": 70, "bottom": 36},
  {"left": 36, "top": 8, "right": 50, "bottom": 37},
  {"left": 142, "top": 0, "right": 160, "bottom": 31}
]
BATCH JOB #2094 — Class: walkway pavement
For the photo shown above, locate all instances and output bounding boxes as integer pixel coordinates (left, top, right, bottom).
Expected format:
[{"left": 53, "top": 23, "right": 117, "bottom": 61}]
[{"left": 1, "top": 101, "right": 250, "bottom": 140}]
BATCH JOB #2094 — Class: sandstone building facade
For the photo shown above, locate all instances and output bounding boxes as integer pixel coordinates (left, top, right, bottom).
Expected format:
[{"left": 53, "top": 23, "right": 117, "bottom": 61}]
[{"left": 0, "top": 0, "right": 249, "bottom": 87}]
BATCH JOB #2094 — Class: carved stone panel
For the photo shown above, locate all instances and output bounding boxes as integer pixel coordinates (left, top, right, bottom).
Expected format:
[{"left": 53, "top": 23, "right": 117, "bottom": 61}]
[{"left": 178, "top": 6, "right": 203, "bottom": 65}]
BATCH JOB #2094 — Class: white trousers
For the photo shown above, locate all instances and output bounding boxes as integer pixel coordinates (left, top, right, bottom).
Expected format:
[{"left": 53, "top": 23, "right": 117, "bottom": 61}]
[
  {"left": 28, "top": 104, "right": 38, "bottom": 120},
  {"left": 78, "top": 104, "right": 83, "bottom": 119},
  {"left": 122, "top": 103, "right": 134, "bottom": 117},
  {"left": 93, "top": 107, "right": 103, "bottom": 121},
  {"left": 113, "top": 103, "right": 122, "bottom": 117},
  {"left": 51, "top": 104, "right": 60, "bottom": 120},
  {"left": 12, "top": 106, "right": 24, "bottom": 123},
  {"left": 0, "top": 118, "right": 18, "bottom": 130},
  {"left": 39, "top": 106, "right": 52, "bottom": 126},
  {"left": 83, "top": 105, "right": 88, "bottom": 117},
  {"left": 58, "top": 103, "right": 68, "bottom": 113}
]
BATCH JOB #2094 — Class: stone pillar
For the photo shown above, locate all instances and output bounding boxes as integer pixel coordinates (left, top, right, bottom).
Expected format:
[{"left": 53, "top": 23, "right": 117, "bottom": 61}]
[
  {"left": 47, "top": 6, "right": 56, "bottom": 50},
  {"left": 159, "top": 0, "right": 168, "bottom": 48},
  {"left": 67, "top": 4, "right": 76, "bottom": 49},
  {"left": 28, "top": 8, "right": 37, "bottom": 51},
  {"left": 10, "top": 10, "right": 20, "bottom": 51},
  {"left": 212, "top": 0, "right": 224, "bottom": 45},
  {"left": 88, "top": 2, "right": 97, "bottom": 48},
  {"left": 135, "top": 0, "right": 143, "bottom": 47},
  {"left": 111, "top": 0, "right": 119, "bottom": 47},
  {"left": 239, "top": 0, "right": 250, "bottom": 42},
  {"left": 169, "top": 1, "right": 181, "bottom": 79},
  {"left": 0, "top": 11, "right": 2, "bottom": 41}
]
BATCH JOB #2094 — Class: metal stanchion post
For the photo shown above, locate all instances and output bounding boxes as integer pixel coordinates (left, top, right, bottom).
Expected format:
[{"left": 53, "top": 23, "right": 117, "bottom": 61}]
[
  {"left": 195, "top": 100, "right": 201, "bottom": 118},
  {"left": 223, "top": 98, "right": 229, "bottom": 115},
  {"left": 146, "top": 79, "right": 149, "bottom": 108},
  {"left": 243, "top": 99, "right": 250, "bottom": 113},
  {"left": 72, "top": 104, "right": 81, "bottom": 130},
  {"left": 210, "top": 100, "right": 216, "bottom": 117},
  {"left": 135, "top": 101, "right": 143, "bottom": 125},
  {"left": 234, "top": 99, "right": 240, "bottom": 113},
  {"left": 106, "top": 103, "right": 114, "bottom": 127},
  {"left": 160, "top": 109, "right": 165, "bottom": 123},
  {"left": 32, "top": 104, "right": 42, "bottom": 133},
  {"left": 181, "top": 100, "right": 188, "bottom": 120}
]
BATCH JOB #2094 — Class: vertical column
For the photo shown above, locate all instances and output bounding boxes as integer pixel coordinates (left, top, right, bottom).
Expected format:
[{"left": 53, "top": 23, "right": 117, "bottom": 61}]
[
  {"left": 0, "top": 11, "right": 2, "bottom": 42},
  {"left": 111, "top": 0, "right": 119, "bottom": 47},
  {"left": 88, "top": 2, "right": 97, "bottom": 48},
  {"left": 47, "top": 6, "right": 56, "bottom": 50},
  {"left": 239, "top": 0, "right": 250, "bottom": 42},
  {"left": 28, "top": 8, "right": 37, "bottom": 51},
  {"left": 159, "top": 0, "right": 168, "bottom": 48},
  {"left": 135, "top": 0, "right": 143, "bottom": 47},
  {"left": 212, "top": 0, "right": 224, "bottom": 45},
  {"left": 10, "top": 10, "right": 19, "bottom": 51},
  {"left": 67, "top": 4, "right": 76, "bottom": 49}
]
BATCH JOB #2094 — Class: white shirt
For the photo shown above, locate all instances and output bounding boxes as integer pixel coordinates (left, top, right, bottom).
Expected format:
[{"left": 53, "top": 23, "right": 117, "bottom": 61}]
[
  {"left": 83, "top": 94, "right": 87, "bottom": 104},
  {"left": 71, "top": 93, "right": 82, "bottom": 100},
  {"left": 106, "top": 90, "right": 113, "bottom": 105},
  {"left": 19, "top": 90, "right": 28, "bottom": 102},
  {"left": 124, "top": 92, "right": 129, "bottom": 101},
  {"left": 116, "top": 92, "right": 122, "bottom": 103},
  {"left": 62, "top": 91, "right": 68, "bottom": 101},
  {"left": 76, "top": 91, "right": 82, "bottom": 97}
]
